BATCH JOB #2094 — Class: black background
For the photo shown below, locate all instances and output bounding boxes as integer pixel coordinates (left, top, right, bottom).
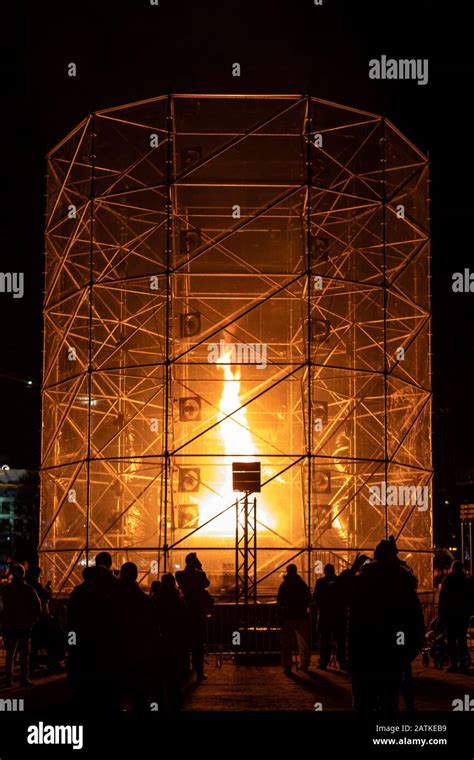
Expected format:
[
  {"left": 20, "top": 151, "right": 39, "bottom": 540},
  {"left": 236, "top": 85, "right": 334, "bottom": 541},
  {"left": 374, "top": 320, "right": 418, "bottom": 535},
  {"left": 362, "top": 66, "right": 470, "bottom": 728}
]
[{"left": 1, "top": 0, "right": 472, "bottom": 545}]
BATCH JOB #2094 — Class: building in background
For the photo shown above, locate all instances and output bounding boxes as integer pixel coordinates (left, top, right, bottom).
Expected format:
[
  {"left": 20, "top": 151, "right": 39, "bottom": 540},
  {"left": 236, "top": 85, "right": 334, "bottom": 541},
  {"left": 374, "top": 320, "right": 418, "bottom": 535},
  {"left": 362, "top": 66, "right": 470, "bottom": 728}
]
[{"left": 0, "top": 468, "right": 39, "bottom": 570}]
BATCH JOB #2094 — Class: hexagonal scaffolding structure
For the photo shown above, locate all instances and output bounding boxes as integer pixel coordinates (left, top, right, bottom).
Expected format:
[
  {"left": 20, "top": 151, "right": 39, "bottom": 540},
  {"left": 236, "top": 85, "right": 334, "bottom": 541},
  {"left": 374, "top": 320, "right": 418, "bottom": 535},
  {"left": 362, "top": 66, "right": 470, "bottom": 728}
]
[{"left": 40, "top": 94, "right": 432, "bottom": 595}]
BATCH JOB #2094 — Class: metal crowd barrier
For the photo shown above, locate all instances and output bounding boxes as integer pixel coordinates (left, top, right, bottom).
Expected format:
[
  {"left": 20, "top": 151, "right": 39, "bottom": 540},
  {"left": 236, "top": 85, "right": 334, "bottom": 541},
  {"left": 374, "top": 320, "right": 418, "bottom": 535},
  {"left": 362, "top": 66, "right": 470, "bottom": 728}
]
[{"left": 205, "top": 602, "right": 319, "bottom": 655}]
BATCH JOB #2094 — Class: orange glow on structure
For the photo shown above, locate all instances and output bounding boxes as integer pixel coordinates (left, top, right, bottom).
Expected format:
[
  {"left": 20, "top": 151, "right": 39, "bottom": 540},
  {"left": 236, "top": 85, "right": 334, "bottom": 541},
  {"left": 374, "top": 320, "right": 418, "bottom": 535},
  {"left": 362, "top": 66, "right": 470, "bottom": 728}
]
[
  {"left": 198, "top": 350, "right": 274, "bottom": 536},
  {"left": 40, "top": 94, "right": 432, "bottom": 594}
]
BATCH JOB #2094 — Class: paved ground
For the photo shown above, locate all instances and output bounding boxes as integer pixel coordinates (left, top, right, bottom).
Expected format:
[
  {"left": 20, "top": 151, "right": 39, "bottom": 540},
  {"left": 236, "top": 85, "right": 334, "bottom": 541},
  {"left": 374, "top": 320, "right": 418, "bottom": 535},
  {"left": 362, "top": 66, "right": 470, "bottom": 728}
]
[
  {"left": 0, "top": 653, "right": 472, "bottom": 713},
  {"left": 183, "top": 656, "right": 474, "bottom": 712}
]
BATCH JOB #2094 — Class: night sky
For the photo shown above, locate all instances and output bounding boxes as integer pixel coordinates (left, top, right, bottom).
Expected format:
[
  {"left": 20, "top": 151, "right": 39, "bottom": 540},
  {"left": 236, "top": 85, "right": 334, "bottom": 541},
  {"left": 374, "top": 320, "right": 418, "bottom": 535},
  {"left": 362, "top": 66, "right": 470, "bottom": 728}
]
[{"left": 1, "top": 0, "right": 473, "bottom": 511}]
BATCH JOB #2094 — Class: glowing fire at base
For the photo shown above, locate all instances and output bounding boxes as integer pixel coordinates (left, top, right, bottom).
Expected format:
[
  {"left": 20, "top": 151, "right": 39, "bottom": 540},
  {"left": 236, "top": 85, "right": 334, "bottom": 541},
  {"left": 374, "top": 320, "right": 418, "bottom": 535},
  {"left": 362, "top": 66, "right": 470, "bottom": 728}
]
[{"left": 198, "top": 350, "right": 274, "bottom": 536}]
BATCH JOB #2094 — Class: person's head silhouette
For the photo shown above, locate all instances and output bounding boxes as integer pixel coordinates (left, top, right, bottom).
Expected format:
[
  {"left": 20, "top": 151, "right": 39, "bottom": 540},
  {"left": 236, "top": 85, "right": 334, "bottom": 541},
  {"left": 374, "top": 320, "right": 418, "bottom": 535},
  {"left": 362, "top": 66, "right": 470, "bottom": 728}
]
[
  {"left": 120, "top": 562, "right": 138, "bottom": 583},
  {"left": 450, "top": 560, "right": 464, "bottom": 575},
  {"left": 185, "top": 552, "right": 200, "bottom": 569},
  {"left": 374, "top": 538, "right": 398, "bottom": 563},
  {"left": 10, "top": 564, "right": 25, "bottom": 582},
  {"left": 352, "top": 554, "right": 369, "bottom": 572},
  {"left": 161, "top": 572, "right": 177, "bottom": 591},
  {"left": 95, "top": 551, "right": 113, "bottom": 570},
  {"left": 27, "top": 566, "right": 42, "bottom": 581}
]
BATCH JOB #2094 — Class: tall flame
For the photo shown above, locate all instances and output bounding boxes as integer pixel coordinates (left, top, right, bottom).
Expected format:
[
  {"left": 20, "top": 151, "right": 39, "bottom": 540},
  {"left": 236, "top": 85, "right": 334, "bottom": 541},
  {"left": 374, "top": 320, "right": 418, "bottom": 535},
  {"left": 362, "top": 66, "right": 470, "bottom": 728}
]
[
  {"left": 198, "top": 350, "right": 273, "bottom": 536},
  {"left": 216, "top": 351, "right": 256, "bottom": 459}
]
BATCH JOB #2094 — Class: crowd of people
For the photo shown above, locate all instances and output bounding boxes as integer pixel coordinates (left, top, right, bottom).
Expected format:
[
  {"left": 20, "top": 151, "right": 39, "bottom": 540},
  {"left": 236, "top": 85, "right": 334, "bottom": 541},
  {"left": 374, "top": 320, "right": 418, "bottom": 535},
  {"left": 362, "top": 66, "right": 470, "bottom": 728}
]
[
  {"left": 0, "top": 563, "right": 64, "bottom": 688},
  {"left": 0, "top": 551, "right": 211, "bottom": 712},
  {"left": 67, "top": 550, "right": 211, "bottom": 712},
  {"left": 277, "top": 538, "right": 474, "bottom": 710},
  {"left": 0, "top": 540, "right": 473, "bottom": 712}
]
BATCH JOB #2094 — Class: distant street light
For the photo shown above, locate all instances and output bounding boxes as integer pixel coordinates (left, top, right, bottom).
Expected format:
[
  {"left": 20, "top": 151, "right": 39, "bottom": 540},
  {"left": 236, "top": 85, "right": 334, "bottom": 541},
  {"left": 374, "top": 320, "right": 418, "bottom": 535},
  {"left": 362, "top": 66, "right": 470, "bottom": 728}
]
[{"left": 0, "top": 370, "right": 37, "bottom": 388}]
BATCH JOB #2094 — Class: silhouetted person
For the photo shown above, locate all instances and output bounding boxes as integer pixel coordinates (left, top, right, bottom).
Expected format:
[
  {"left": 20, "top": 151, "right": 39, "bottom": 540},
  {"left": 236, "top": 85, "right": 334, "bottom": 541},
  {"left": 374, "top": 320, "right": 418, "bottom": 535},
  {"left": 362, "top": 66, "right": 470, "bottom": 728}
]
[
  {"left": 153, "top": 573, "right": 190, "bottom": 711},
  {"left": 337, "top": 555, "right": 369, "bottom": 607},
  {"left": 117, "top": 562, "right": 158, "bottom": 711},
  {"left": 348, "top": 539, "right": 425, "bottom": 712},
  {"left": 1, "top": 564, "right": 41, "bottom": 687},
  {"left": 433, "top": 569, "right": 445, "bottom": 590},
  {"left": 313, "top": 563, "right": 344, "bottom": 669},
  {"left": 67, "top": 551, "right": 120, "bottom": 707},
  {"left": 27, "top": 566, "right": 65, "bottom": 674},
  {"left": 391, "top": 549, "right": 418, "bottom": 711},
  {"left": 149, "top": 580, "right": 161, "bottom": 598},
  {"left": 331, "top": 555, "right": 369, "bottom": 670},
  {"left": 439, "top": 560, "right": 472, "bottom": 673},
  {"left": 176, "top": 552, "right": 211, "bottom": 681},
  {"left": 277, "top": 564, "right": 311, "bottom": 674},
  {"left": 25, "top": 566, "right": 52, "bottom": 611}
]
